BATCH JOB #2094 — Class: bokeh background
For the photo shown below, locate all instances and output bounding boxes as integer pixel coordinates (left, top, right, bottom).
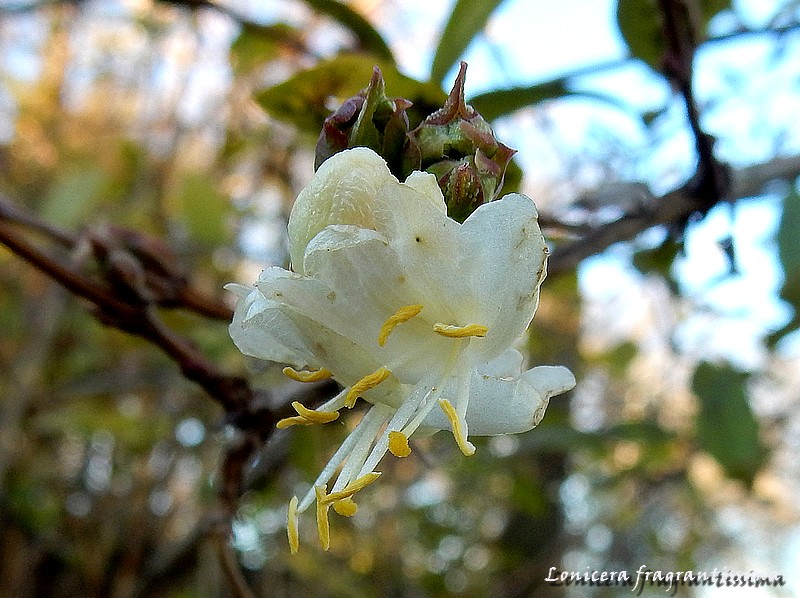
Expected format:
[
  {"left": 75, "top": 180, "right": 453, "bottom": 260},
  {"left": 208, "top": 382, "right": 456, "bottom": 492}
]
[{"left": 2, "top": 0, "right": 800, "bottom": 596}]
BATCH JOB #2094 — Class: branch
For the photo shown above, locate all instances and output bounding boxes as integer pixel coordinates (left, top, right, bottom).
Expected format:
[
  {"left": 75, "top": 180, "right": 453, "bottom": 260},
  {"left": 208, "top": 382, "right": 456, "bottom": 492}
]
[
  {"left": 0, "top": 196, "right": 273, "bottom": 595},
  {"left": 547, "top": 154, "right": 800, "bottom": 276},
  {"left": 0, "top": 197, "right": 250, "bottom": 413}
]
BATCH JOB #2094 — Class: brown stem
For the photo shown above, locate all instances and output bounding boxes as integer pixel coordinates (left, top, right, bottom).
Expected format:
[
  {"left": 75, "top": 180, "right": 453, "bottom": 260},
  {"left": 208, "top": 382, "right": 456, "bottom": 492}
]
[{"left": 659, "top": 0, "right": 730, "bottom": 210}]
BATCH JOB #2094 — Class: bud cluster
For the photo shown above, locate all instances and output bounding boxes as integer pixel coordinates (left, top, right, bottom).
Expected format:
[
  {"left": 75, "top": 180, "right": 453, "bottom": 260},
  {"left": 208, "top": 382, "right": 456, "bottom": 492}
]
[{"left": 315, "top": 62, "right": 515, "bottom": 223}]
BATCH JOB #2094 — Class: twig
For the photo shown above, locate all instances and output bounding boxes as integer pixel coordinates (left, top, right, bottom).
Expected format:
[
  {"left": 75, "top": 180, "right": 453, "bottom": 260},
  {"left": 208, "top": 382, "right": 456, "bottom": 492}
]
[
  {"left": 0, "top": 196, "right": 267, "bottom": 596},
  {"left": 548, "top": 153, "right": 800, "bottom": 276},
  {"left": 658, "top": 0, "right": 730, "bottom": 211},
  {"left": 0, "top": 195, "right": 76, "bottom": 246},
  {"left": 213, "top": 526, "right": 258, "bottom": 598}
]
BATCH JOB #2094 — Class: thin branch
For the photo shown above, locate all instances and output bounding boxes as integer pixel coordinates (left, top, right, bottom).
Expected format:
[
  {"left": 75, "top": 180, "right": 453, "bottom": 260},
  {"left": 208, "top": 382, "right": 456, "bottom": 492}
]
[
  {"left": 0, "top": 200, "right": 248, "bottom": 413},
  {"left": 0, "top": 195, "right": 76, "bottom": 246},
  {"left": 659, "top": 0, "right": 730, "bottom": 210},
  {"left": 0, "top": 220, "right": 132, "bottom": 313},
  {"left": 213, "top": 530, "right": 258, "bottom": 598},
  {"left": 548, "top": 153, "right": 800, "bottom": 276}
]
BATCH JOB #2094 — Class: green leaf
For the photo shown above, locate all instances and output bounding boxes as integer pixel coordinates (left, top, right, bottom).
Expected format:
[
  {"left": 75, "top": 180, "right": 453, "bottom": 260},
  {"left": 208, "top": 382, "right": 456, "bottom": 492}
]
[
  {"left": 300, "top": 0, "right": 394, "bottom": 62},
  {"left": 40, "top": 164, "right": 110, "bottom": 229},
  {"left": 430, "top": 0, "right": 505, "bottom": 85},
  {"left": 633, "top": 238, "right": 680, "bottom": 275},
  {"left": 175, "top": 172, "right": 229, "bottom": 245},
  {"left": 256, "top": 55, "right": 446, "bottom": 135},
  {"left": 616, "top": 0, "right": 731, "bottom": 71},
  {"left": 230, "top": 23, "right": 297, "bottom": 72},
  {"left": 770, "top": 188, "right": 800, "bottom": 345},
  {"left": 691, "top": 362, "right": 766, "bottom": 485},
  {"left": 700, "top": 0, "right": 731, "bottom": 24},
  {"left": 469, "top": 81, "right": 634, "bottom": 121},
  {"left": 616, "top": 0, "right": 664, "bottom": 70},
  {"left": 603, "top": 341, "right": 638, "bottom": 376},
  {"left": 501, "top": 157, "right": 522, "bottom": 195},
  {"left": 467, "top": 82, "right": 569, "bottom": 121}
]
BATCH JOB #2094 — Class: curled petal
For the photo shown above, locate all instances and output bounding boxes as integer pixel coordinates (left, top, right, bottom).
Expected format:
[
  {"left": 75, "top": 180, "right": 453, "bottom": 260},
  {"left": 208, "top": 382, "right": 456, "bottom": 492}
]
[{"left": 422, "top": 354, "right": 575, "bottom": 436}]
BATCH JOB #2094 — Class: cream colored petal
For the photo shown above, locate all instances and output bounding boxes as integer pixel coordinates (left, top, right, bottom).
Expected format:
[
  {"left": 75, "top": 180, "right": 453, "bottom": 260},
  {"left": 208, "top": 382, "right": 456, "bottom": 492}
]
[
  {"left": 302, "top": 224, "right": 461, "bottom": 384},
  {"left": 456, "top": 194, "right": 548, "bottom": 359},
  {"left": 403, "top": 170, "right": 447, "bottom": 213},
  {"left": 227, "top": 282, "right": 403, "bottom": 404},
  {"left": 288, "top": 148, "right": 395, "bottom": 273},
  {"left": 289, "top": 148, "right": 547, "bottom": 362},
  {"left": 365, "top": 180, "right": 547, "bottom": 360},
  {"left": 421, "top": 364, "right": 575, "bottom": 436}
]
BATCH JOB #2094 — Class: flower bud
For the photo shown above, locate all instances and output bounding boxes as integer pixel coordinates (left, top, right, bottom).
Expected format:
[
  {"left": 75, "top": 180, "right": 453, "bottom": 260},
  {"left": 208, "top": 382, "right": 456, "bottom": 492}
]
[
  {"left": 407, "top": 62, "right": 515, "bottom": 222},
  {"left": 314, "top": 66, "right": 411, "bottom": 177}
]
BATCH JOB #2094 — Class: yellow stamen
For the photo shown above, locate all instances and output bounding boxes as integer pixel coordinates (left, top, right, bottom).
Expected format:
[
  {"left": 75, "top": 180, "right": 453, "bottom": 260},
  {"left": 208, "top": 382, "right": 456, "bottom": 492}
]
[
  {"left": 315, "top": 485, "right": 331, "bottom": 551},
  {"left": 324, "top": 472, "right": 382, "bottom": 503},
  {"left": 282, "top": 366, "right": 333, "bottom": 383},
  {"left": 433, "top": 323, "right": 488, "bottom": 338},
  {"left": 291, "top": 401, "right": 340, "bottom": 424},
  {"left": 388, "top": 431, "right": 411, "bottom": 458},
  {"left": 276, "top": 402, "right": 340, "bottom": 429},
  {"left": 287, "top": 496, "right": 300, "bottom": 555},
  {"left": 333, "top": 497, "right": 358, "bottom": 517},
  {"left": 438, "top": 399, "right": 476, "bottom": 456},
  {"left": 345, "top": 367, "right": 391, "bottom": 408},
  {"left": 378, "top": 304, "right": 424, "bottom": 346},
  {"left": 276, "top": 415, "right": 307, "bottom": 429}
]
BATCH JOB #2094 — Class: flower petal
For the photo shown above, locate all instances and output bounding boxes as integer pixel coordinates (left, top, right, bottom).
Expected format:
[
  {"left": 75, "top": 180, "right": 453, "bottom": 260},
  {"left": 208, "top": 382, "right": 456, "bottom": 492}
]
[
  {"left": 360, "top": 181, "right": 547, "bottom": 361},
  {"left": 422, "top": 363, "right": 575, "bottom": 436},
  {"left": 287, "top": 148, "right": 445, "bottom": 273},
  {"left": 302, "top": 224, "right": 466, "bottom": 383},
  {"left": 227, "top": 282, "right": 404, "bottom": 404}
]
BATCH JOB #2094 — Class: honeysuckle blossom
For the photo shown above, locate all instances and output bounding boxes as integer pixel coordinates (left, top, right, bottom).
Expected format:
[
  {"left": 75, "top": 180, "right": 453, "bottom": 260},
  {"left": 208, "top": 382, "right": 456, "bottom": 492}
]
[{"left": 227, "top": 147, "right": 575, "bottom": 553}]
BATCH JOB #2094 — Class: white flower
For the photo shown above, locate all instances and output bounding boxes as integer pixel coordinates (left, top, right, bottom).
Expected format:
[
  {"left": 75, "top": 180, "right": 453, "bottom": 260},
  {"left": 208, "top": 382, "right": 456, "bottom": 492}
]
[{"left": 227, "top": 147, "right": 575, "bottom": 553}]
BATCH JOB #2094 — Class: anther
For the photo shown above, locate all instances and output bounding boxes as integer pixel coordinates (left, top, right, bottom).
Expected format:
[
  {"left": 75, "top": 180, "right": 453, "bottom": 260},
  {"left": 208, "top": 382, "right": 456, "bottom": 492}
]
[
  {"left": 282, "top": 366, "right": 333, "bottom": 382},
  {"left": 315, "top": 485, "right": 331, "bottom": 551},
  {"left": 345, "top": 367, "right": 391, "bottom": 408},
  {"left": 378, "top": 304, "right": 423, "bottom": 346},
  {"left": 433, "top": 323, "right": 488, "bottom": 338},
  {"left": 324, "top": 472, "right": 382, "bottom": 503},
  {"left": 287, "top": 496, "right": 300, "bottom": 554},
  {"left": 276, "top": 401, "right": 340, "bottom": 429},
  {"left": 438, "top": 399, "right": 476, "bottom": 456},
  {"left": 388, "top": 431, "right": 411, "bottom": 457},
  {"left": 276, "top": 415, "right": 307, "bottom": 429},
  {"left": 333, "top": 497, "right": 358, "bottom": 517},
  {"left": 292, "top": 401, "right": 340, "bottom": 423}
]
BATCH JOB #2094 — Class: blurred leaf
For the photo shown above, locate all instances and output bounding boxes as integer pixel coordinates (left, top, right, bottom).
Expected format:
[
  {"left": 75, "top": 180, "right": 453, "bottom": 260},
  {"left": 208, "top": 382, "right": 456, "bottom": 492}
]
[
  {"left": 230, "top": 23, "right": 298, "bottom": 72},
  {"left": 175, "top": 172, "right": 229, "bottom": 245},
  {"left": 641, "top": 107, "right": 666, "bottom": 126},
  {"left": 605, "top": 420, "right": 675, "bottom": 444},
  {"left": 430, "top": 0, "right": 504, "bottom": 84},
  {"left": 35, "top": 398, "right": 171, "bottom": 453},
  {"left": 616, "top": 0, "right": 664, "bottom": 70},
  {"left": 300, "top": 0, "right": 394, "bottom": 62},
  {"left": 769, "top": 188, "right": 800, "bottom": 345},
  {"left": 501, "top": 159, "right": 522, "bottom": 195},
  {"left": 633, "top": 238, "right": 681, "bottom": 275},
  {"left": 691, "top": 362, "right": 766, "bottom": 485},
  {"left": 604, "top": 341, "right": 638, "bottom": 376},
  {"left": 699, "top": 0, "right": 731, "bottom": 27},
  {"left": 256, "top": 55, "right": 445, "bottom": 134},
  {"left": 527, "top": 270, "right": 580, "bottom": 411},
  {"left": 510, "top": 477, "right": 548, "bottom": 517},
  {"left": 6, "top": 475, "right": 61, "bottom": 533},
  {"left": 40, "top": 164, "right": 110, "bottom": 229},
  {"left": 616, "top": 0, "right": 731, "bottom": 71},
  {"left": 468, "top": 81, "right": 568, "bottom": 121}
]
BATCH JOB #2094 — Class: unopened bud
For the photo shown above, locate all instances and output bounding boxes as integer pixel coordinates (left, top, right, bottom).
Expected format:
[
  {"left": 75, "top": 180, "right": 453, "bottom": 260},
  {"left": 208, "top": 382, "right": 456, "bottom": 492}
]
[
  {"left": 407, "top": 62, "right": 515, "bottom": 222},
  {"left": 315, "top": 67, "right": 411, "bottom": 177}
]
